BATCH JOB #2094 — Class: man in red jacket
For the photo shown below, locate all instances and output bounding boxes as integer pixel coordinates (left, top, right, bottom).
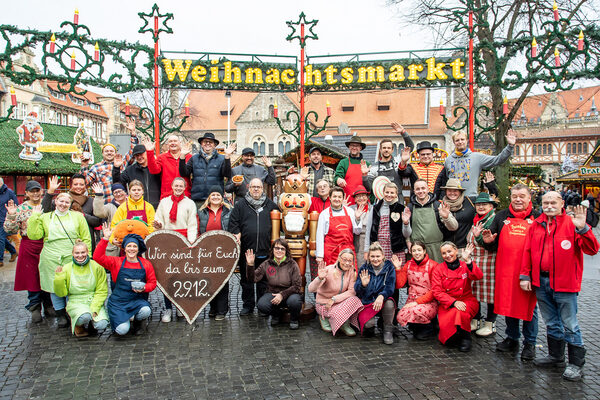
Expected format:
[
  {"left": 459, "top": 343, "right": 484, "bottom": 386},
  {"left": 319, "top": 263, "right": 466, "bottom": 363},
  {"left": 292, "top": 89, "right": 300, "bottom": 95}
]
[
  {"left": 520, "top": 191, "right": 599, "bottom": 381},
  {"left": 145, "top": 135, "right": 192, "bottom": 198}
]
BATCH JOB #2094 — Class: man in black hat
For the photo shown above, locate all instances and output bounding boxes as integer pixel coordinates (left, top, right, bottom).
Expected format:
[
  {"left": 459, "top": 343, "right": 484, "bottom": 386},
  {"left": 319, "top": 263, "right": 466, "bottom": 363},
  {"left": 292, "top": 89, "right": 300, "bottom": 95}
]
[
  {"left": 112, "top": 143, "right": 162, "bottom": 208},
  {"left": 225, "top": 147, "right": 275, "bottom": 200},
  {"left": 334, "top": 135, "right": 370, "bottom": 206},
  {"left": 179, "top": 132, "right": 236, "bottom": 206},
  {"left": 300, "top": 147, "right": 335, "bottom": 197},
  {"left": 398, "top": 140, "right": 444, "bottom": 197},
  {"left": 362, "top": 124, "right": 414, "bottom": 201}
]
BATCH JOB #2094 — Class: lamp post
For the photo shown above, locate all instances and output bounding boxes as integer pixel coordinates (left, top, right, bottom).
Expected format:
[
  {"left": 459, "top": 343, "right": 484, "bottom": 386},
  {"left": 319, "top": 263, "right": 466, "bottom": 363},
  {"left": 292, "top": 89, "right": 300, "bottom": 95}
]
[{"left": 225, "top": 90, "right": 231, "bottom": 145}]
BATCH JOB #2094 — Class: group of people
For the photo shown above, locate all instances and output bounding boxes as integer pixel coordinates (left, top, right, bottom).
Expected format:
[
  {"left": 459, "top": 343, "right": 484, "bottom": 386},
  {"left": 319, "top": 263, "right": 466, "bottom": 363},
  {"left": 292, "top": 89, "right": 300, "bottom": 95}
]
[{"left": 3, "top": 121, "right": 598, "bottom": 382}]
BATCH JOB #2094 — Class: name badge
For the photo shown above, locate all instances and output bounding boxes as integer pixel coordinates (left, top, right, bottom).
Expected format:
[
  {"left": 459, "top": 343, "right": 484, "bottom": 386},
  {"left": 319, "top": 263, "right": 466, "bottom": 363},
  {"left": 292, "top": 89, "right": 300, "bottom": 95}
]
[{"left": 257, "top": 207, "right": 264, "bottom": 214}]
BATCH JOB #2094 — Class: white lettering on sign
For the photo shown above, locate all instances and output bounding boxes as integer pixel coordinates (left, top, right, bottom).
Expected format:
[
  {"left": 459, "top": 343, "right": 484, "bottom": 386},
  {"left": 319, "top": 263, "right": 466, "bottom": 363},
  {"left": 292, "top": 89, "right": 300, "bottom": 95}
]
[{"left": 173, "top": 280, "right": 210, "bottom": 298}]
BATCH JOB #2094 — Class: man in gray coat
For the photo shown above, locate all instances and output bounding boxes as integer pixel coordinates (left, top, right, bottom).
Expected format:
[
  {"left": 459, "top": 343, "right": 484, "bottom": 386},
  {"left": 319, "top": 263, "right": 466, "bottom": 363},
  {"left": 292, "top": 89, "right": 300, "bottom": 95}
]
[{"left": 225, "top": 147, "right": 276, "bottom": 200}]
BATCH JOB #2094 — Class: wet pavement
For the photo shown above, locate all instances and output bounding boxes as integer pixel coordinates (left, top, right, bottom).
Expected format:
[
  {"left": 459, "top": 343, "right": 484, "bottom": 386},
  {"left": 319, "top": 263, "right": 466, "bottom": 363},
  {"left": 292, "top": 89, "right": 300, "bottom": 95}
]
[{"left": 1, "top": 256, "right": 600, "bottom": 399}]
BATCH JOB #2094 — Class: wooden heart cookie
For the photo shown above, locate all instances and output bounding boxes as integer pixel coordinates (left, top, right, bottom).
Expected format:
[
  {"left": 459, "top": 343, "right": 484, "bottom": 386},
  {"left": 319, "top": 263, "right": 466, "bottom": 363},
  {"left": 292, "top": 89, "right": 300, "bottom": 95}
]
[{"left": 145, "top": 230, "right": 240, "bottom": 324}]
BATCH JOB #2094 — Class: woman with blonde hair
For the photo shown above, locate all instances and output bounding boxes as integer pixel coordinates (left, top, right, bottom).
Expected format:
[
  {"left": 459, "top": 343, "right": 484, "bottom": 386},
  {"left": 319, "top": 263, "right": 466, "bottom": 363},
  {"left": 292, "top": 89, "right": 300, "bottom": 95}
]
[
  {"left": 355, "top": 242, "right": 398, "bottom": 345},
  {"left": 197, "top": 186, "right": 233, "bottom": 320}
]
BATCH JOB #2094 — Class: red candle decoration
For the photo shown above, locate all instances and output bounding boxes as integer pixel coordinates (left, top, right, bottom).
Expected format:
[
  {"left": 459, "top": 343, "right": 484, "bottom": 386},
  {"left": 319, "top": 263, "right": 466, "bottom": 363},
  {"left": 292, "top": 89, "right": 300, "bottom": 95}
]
[
  {"left": 273, "top": 102, "right": 278, "bottom": 118},
  {"left": 70, "top": 51, "right": 76, "bottom": 70},
  {"left": 578, "top": 30, "right": 584, "bottom": 51},
  {"left": 439, "top": 99, "right": 445, "bottom": 116},
  {"left": 553, "top": 1, "right": 559, "bottom": 21},
  {"left": 326, "top": 100, "right": 331, "bottom": 117},
  {"left": 49, "top": 33, "right": 56, "bottom": 54},
  {"left": 503, "top": 96, "right": 508, "bottom": 115},
  {"left": 125, "top": 98, "right": 131, "bottom": 116},
  {"left": 94, "top": 42, "right": 99, "bottom": 61},
  {"left": 74, "top": 9, "right": 79, "bottom": 25},
  {"left": 554, "top": 48, "right": 561, "bottom": 67},
  {"left": 531, "top": 38, "right": 537, "bottom": 57},
  {"left": 10, "top": 87, "right": 16, "bottom": 106},
  {"left": 185, "top": 99, "right": 190, "bottom": 117}
]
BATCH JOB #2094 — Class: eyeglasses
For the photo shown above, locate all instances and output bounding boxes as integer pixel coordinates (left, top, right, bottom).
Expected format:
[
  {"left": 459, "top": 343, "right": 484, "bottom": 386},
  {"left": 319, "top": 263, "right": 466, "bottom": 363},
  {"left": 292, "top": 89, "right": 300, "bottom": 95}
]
[
  {"left": 340, "top": 257, "right": 354, "bottom": 263},
  {"left": 249, "top": 186, "right": 262, "bottom": 189},
  {"left": 273, "top": 246, "right": 286, "bottom": 251}
]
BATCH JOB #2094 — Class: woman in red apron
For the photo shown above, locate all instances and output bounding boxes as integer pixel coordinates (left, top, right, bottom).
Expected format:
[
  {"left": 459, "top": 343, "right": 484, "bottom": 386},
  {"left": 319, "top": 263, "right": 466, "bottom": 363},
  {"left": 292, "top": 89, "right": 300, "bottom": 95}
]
[
  {"left": 431, "top": 241, "right": 483, "bottom": 352},
  {"left": 396, "top": 241, "right": 438, "bottom": 340}
]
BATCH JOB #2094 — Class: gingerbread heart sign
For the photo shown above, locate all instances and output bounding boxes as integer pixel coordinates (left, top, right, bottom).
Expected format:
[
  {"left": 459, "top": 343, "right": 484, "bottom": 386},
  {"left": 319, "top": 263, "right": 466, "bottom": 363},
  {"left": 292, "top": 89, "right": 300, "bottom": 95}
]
[{"left": 145, "top": 230, "right": 240, "bottom": 324}]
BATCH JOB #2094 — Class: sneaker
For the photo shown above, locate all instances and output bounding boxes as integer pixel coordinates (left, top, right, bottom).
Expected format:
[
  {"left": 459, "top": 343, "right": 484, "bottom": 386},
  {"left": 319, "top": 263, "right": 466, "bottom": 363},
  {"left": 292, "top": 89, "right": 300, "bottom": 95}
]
[
  {"left": 9, "top": 253, "right": 17, "bottom": 262},
  {"left": 161, "top": 311, "right": 172, "bottom": 323},
  {"left": 563, "top": 364, "right": 583, "bottom": 381},
  {"left": 176, "top": 309, "right": 184, "bottom": 319},
  {"left": 496, "top": 337, "right": 519, "bottom": 352},
  {"left": 74, "top": 324, "right": 88, "bottom": 337},
  {"left": 215, "top": 314, "right": 226, "bottom": 321},
  {"left": 208, "top": 309, "right": 217, "bottom": 318},
  {"left": 470, "top": 319, "right": 481, "bottom": 332},
  {"left": 319, "top": 317, "right": 332, "bottom": 332},
  {"left": 475, "top": 321, "right": 496, "bottom": 337},
  {"left": 289, "top": 321, "right": 299, "bottom": 330},
  {"left": 239, "top": 308, "right": 253, "bottom": 316}
]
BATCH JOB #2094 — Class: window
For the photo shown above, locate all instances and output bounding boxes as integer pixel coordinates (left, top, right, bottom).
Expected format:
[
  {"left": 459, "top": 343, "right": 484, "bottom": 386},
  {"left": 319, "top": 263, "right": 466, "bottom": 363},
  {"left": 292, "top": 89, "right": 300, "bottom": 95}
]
[
  {"left": 432, "top": 143, "right": 439, "bottom": 149},
  {"left": 543, "top": 144, "right": 547, "bottom": 154},
  {"left": 567, "top": 143, "right": 571, "bottom": 153},
  {"left": 268, "top": 144, "right": 274, "bottom": 156},
  {"left": 51, "top": 90, "right": 66, "bottom": 100},
  {"left": 533, "top": 145, "right": 537, "bottom": 155},
  {"left": 277, "top": 137, "right": 291, "bottom": 155},
  {"left": 578, "top": 143, "right": 582, "bottom": 154},
  {"left": 269, "top": 104, "right": 274, "bottom": 118},
  {"left": 252, "top": 137, "right": 266, "bottom": 156},
  {"left": 548, "top": 145, "right": 553, "bottom": 155},
  {"left": 341, "top": 105, "right": 354, "bottom": 112},
  {"left": 583, "top": 143, "right": 588, "bottom": 153},
  {"left": 515, "top": 146, "right": 520, "bottom": 156},
  {"left": 40, "top": 108, "right": 47, "bottom": 123}
]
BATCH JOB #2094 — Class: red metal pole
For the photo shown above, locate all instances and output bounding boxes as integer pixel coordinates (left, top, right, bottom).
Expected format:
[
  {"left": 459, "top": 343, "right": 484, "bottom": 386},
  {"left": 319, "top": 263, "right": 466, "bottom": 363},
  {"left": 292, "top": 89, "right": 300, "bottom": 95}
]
[
  {"left": 468, "top": 11, "right": 474, "bottom": 150},
  {"left": 299, "top": 23, "right": 306, "bottom": 167},
  {"left": 154, "top": 16, "right": 161, "bottom": 154}
]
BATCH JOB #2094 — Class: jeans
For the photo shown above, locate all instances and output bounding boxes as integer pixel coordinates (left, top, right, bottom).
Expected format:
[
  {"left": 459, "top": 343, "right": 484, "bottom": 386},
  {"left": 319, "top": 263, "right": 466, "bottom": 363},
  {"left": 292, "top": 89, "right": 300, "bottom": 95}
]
[
  {"left": 535, "top": 275, "right": 583, "bottom": 346},
  {"left": 257, "top": 293, "right": 303, "bottom": 322},
  {"left": 240, "top": 255, "right": 267, "bottom": 310},
  {"left": 50, "top": 293, "right": 66, "bottom": 311},
  {"left": 76, "top": 313, "right": 109, "bottom": 330},
  {"left": 25, "top": 290, "right": 52, "bottom": 311},
  {"left": 114, "top": 306, "right": 151, "bottom": 335},
  {"left": 163, "top": 293, "right": 172, "bottom": 310},
  {"left": 0, "top": 227, "right": 16, "bottom": 262},
  {"left": 505, "top": 305, "right": 539, "bottom": 344},
  {"left": 210, "top": 281, "right": 229, "bottom": 315}
]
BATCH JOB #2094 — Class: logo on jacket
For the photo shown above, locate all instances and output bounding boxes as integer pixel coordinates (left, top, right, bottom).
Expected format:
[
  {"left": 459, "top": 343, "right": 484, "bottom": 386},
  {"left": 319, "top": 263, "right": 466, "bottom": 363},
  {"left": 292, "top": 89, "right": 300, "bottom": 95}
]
[
  {"left": 561, "top": 240, "right": 572, "bottom": 250},
  {"left": 267, "top": 265, "right": 277, "bottom": 276},
  {"left": 390, "top": 212, "right": 400, "bottom": 222}
]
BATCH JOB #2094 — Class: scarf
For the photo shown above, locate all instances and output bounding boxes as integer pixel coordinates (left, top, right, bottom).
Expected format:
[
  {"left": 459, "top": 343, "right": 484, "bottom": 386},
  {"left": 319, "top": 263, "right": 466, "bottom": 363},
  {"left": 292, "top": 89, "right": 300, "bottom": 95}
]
[
  {"left": 509, "top": 202, "right": 533, "bottom": 220},
  {"left": 169, "top": 193, "right": 185, "bottom": 223},
  {"left": 443, "top": 193, "right": 465, "bottom": 212},
  {"left": 73, "top": 255, "right": 90, "bottom": 266},
  {"left": 473, "top": 209, "right": 496, "bottom": 245},
  {"left": 446, "top": 258, "right": 461, "bottom": 271},
  {"left": 414, "top": 255, "right": 429, "bottom": 266},
  {"left": 69, "top": 191, "right": 87, "bottom": 212},
  {"left": 455, "top": 147, "right": 470, "bottom": 157},
  {"left": 245, "top": 192, "right": 266, "bottom": 210}
]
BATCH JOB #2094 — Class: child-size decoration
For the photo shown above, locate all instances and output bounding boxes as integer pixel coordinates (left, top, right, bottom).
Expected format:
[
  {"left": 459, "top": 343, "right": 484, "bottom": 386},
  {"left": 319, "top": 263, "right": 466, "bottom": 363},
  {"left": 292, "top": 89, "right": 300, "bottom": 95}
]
[
  {"left": 16, "top": 111, "right": 45, "bottom": 161},
  {"left": 71, "top": 122, "right": 94, "bottom": 164}
]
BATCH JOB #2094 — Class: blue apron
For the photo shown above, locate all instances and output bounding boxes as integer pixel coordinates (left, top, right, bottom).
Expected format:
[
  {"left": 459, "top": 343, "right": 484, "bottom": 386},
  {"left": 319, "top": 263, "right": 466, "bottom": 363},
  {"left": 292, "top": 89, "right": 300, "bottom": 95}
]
[{"left": 107, "top": 258, "right": 150, "bottom": 331}]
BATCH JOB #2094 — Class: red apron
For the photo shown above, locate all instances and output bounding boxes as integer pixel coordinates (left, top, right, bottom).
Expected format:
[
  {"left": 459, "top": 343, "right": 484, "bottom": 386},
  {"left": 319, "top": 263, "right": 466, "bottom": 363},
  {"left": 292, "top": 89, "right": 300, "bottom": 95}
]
[
  {"left": 494, "top": 216, "right": 537, "bottom": 321},
  {"left": 323, "top": 207, "right": 355, "bottom": 266},
  {"left": 14, "top": 236, "right": 44, "bottom": 292},
  {"left": 126, "top": 201, "right": 148, "bottom": 223},
  {"left": 343, "top": 159, "right": 363, "bottom": 206}
]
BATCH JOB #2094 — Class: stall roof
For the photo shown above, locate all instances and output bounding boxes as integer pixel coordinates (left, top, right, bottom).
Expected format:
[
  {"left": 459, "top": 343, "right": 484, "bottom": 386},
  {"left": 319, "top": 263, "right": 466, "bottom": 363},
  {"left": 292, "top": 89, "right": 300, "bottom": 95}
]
[{"left": 0, "top": 120, "right": 102, "bottom": 175}]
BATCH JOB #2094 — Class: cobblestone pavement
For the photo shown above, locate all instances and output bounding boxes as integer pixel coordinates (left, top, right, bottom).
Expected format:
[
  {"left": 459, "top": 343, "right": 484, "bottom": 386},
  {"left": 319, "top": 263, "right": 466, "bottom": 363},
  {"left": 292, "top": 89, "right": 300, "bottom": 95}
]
[{"left": 1, "top": 259, "right": 600, "bottom": 400}]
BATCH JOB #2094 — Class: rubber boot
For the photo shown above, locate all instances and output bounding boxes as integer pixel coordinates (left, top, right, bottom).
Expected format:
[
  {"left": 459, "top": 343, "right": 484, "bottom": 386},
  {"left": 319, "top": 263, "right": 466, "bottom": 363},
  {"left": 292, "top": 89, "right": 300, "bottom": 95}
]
[
  {"left": 563, "top": 344, "right": 586, "bottom": 381},
  {"left": 534, "top": 336, "right": 566, "bottom": 368},
  {"left": 56, "top": 309, "right": 69, "bottom": 328},
  {"left": 383, "top": 324, "right": 394, "bottom": 345}
]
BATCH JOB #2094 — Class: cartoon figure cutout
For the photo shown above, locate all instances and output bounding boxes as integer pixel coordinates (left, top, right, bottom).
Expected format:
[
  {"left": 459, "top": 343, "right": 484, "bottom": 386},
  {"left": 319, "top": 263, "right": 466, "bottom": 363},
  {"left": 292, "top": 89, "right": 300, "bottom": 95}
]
[
  {"left": 16, "top": 111, "right": 44, "bottom": 161},
  {"left": 71, "top": 122, "right": 93, "bottom": 164}
]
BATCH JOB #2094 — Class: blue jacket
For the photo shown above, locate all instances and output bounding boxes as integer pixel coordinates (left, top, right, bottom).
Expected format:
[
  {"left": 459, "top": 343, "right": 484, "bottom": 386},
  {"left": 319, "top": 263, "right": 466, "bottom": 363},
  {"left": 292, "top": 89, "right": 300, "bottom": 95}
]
[
  {"left": 180, "top": 152, "right": 231, "bottom": 201},
  {"left": 354, "top": 260, "right": 396, "bottom": 305},
  {"left": 0, "top": 184, "right": 18, "bottom": 226}
]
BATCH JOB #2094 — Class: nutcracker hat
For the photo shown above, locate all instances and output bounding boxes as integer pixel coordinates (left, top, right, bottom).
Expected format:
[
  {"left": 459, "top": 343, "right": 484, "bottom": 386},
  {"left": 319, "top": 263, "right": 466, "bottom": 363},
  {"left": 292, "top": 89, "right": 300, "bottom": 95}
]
[
  {"left": 344, "top": 136, "right": 366, "bottom": 150},
  {"left": 440, "top": 178, "right": 465, "bottom": 191},
  {"left": 198, "top": 132, "right": 219, "bottom": 145}
]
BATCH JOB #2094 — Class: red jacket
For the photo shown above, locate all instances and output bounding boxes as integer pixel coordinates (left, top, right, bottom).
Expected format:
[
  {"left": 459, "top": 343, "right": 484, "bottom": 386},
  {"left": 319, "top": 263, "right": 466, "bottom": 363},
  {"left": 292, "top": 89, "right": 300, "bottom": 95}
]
[
  {"left": 431, "top": 260, "right": 483, "bottom": 309},
  {"left": 520, "top": 211, "right": 599, "bottom": 293},
  {"left": 146, "top": 150, "right": 192, "bottom": 198}
]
